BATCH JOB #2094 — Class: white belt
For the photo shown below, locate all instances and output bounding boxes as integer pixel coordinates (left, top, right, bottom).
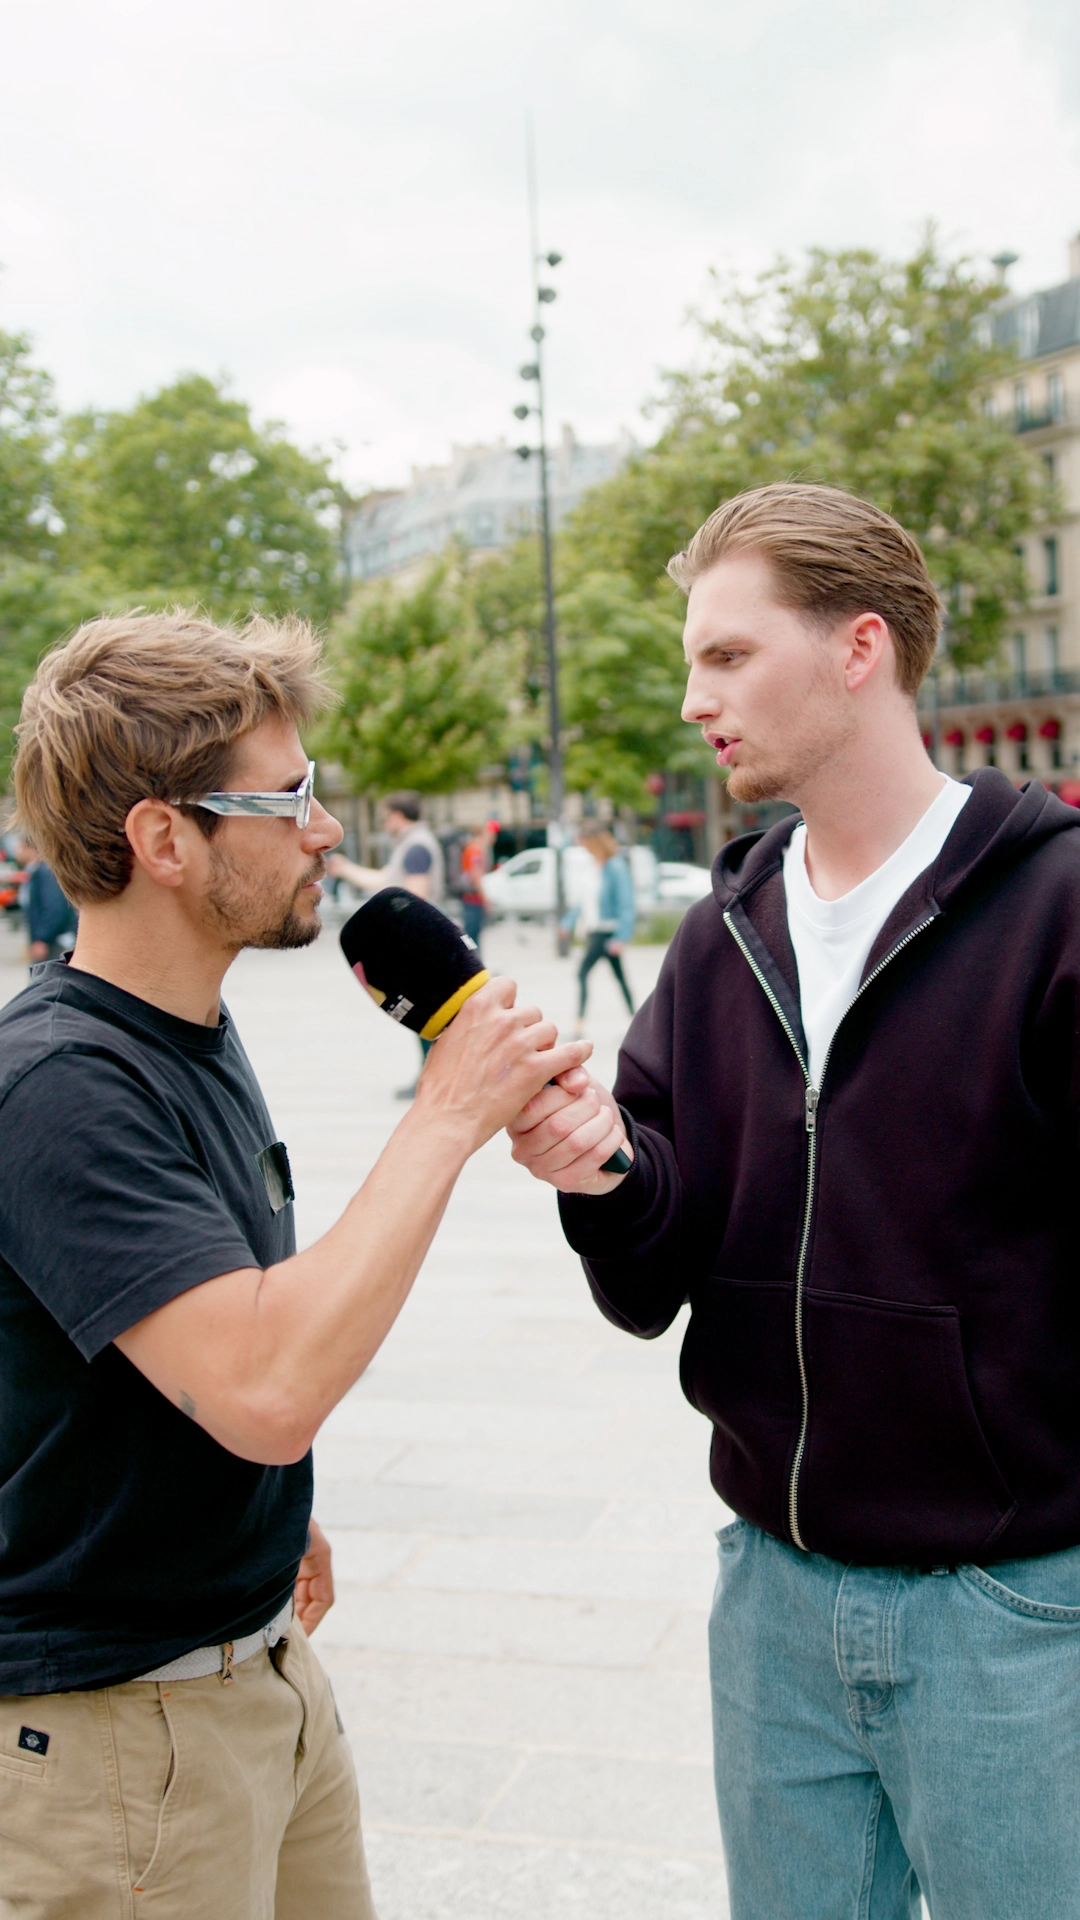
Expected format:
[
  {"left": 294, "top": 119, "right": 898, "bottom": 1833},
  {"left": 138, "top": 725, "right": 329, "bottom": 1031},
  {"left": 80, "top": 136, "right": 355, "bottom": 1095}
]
[{"left": 134, "top": 1599, "right": 293, "bottom": 1684}]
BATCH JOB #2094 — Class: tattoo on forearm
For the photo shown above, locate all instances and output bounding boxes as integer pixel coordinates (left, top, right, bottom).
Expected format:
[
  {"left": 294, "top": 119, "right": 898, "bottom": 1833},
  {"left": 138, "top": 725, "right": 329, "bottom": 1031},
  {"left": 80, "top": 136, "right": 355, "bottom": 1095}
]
[{"left": 179, "top": 1391, "right": 196, "bottom": 1419}]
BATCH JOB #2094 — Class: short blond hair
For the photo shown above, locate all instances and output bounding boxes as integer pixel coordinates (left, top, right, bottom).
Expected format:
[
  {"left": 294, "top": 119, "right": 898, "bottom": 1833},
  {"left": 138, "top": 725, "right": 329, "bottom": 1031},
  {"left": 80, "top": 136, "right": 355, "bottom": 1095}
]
[
  {"left": 667, "top": 483, "right": 942, "bottom": 696},
  {"left": 579, "top": 828, "right": 620, "bottom": 861},
  {"left": 15, "top": 609, "right": 332, "bottom": 903}
]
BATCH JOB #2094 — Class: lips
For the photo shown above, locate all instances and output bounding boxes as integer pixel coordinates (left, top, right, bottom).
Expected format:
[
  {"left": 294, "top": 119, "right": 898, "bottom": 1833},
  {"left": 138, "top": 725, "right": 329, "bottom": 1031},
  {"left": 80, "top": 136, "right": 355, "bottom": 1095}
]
[{"left": 712, "top": 737, "right": 741, "bottom": 768}]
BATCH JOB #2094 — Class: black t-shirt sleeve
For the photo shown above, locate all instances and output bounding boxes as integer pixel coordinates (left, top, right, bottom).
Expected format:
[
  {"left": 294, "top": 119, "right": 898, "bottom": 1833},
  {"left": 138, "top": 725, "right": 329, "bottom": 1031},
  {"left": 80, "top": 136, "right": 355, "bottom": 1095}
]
[
  {"left": 401, "top": 845, "right": 433, "bottom": 875},
  {"left": 0, "top": 1052, "right": 263, "bottom": 1360}
]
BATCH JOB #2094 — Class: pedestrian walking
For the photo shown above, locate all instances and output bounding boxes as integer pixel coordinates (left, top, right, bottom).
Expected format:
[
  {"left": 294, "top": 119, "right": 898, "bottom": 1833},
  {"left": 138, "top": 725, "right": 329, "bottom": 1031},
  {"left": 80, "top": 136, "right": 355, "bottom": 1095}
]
[
  {"left": 15, "top": 833, "right": 77, "bottom": 963},
  {"left": 509, "top": 482, "right": 1080, "bottom": 1920},
  {"left": 458, "top": 824, "right": 489, "bottom": 955},
  {"left": 568, "top": 829, "right": 635, "bottom": 1033}
]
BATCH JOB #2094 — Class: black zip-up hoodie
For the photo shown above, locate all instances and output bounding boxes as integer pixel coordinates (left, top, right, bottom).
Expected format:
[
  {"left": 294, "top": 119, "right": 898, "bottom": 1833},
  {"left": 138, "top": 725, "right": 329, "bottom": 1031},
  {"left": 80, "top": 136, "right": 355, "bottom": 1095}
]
[{"left": 560, "top": 769, "right": 1080, "bottom": 1566}]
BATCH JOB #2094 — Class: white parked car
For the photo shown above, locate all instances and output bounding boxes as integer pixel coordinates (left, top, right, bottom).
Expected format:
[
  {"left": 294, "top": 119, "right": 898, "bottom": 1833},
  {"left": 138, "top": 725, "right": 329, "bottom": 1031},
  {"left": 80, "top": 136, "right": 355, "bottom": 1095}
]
[
  {"left": 482, "top": 844, "right": 659, "bottom": 922},
  {"left": 655, "top": 861, "right": 714, "bottom": 907}
]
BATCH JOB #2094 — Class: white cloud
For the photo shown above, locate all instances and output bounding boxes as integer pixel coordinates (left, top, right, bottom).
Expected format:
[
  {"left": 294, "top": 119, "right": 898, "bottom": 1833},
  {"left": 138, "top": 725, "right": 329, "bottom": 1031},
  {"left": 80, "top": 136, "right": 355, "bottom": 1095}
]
[{"left": 0, "top": 0, "right": 1077, "bottom": 488}]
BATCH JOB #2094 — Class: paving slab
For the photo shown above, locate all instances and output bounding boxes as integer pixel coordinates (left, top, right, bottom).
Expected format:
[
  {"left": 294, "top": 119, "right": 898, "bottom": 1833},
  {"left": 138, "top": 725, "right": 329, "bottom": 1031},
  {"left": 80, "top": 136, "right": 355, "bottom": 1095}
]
[{"left": 324, "top": 1648, "right": 713, "bottom": 1761}]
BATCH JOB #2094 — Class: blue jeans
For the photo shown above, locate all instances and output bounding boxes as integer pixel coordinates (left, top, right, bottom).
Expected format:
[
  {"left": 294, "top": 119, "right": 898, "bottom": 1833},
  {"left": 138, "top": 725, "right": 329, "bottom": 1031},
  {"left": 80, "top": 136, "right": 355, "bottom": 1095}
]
[{"left": 710, "top": 1519, "right": 1080, "bottom": 1919}]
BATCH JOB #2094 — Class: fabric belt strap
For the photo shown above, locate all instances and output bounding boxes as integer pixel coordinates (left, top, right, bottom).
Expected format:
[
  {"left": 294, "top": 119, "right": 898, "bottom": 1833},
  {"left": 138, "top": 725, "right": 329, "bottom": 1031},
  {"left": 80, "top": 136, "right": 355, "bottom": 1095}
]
[{"left": 133, "top": 1598, "right": 294, "bottom": 1683}]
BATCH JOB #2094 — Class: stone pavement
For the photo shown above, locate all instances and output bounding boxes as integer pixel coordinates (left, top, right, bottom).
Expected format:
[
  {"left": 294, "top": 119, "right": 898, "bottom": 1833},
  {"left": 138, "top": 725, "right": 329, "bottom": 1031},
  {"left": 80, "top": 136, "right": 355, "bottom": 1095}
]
[{"left": 0, "top": 915, "right": 731, "bottom": 1918}]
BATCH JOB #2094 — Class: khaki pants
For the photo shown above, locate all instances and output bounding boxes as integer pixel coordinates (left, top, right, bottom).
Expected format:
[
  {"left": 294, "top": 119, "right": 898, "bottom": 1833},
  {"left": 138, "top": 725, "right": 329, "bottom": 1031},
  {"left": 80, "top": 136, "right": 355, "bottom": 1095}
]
[{"left": 0, "top": 1620, "right": 376, "bottom": 1919}]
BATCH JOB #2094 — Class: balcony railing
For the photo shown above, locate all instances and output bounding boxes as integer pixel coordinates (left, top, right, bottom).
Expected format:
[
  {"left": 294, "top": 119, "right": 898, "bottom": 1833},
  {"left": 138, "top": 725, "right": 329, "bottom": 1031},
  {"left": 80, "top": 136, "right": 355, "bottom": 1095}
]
[
  {"left": 1009, "top": 393, "right": 1075, "bottom": 433},
  {"left": 918, "top": 668, "right": 1080, "bottom": 712}
]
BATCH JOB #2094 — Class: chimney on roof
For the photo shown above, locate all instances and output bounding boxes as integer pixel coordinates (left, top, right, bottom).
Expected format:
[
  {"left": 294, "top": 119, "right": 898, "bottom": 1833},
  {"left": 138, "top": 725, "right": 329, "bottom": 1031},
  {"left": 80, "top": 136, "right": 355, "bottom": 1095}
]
[{"left": 1070, "top": 233, "right": 1080, "bottom": 280}]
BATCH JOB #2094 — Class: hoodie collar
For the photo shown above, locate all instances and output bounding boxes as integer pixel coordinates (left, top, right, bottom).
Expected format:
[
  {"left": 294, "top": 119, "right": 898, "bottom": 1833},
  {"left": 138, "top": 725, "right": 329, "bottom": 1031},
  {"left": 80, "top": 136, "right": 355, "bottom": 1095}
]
[
  {"left": 714, "top": 769, "right": 1080, "bottom": 1023},
  {"left": 714, "top": 769, "right": 1078, "bottom": 913}
]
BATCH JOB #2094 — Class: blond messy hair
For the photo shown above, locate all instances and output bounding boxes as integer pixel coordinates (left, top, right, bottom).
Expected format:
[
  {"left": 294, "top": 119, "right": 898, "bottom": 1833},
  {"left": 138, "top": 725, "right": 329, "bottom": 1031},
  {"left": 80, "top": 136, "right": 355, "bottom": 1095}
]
[
  {"left": 667, "top": 483, "right": 942, "bottom": 697},
  {"left": 15, "top": 608, "right": 333, "bottom": 904}
]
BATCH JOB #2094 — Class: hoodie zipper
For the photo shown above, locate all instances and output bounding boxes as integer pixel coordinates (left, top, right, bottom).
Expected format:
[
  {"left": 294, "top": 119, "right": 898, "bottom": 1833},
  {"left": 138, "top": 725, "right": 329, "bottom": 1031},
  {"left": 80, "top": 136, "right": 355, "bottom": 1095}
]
[{"left": 723, "top": 907, "right": 937, "bottom": 1551}]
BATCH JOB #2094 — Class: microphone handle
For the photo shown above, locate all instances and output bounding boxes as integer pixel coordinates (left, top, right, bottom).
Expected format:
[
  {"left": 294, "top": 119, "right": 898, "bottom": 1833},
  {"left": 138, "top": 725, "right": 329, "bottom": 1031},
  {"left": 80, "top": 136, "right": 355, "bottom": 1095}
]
[
  {"left": 541, "top": 1079, "right": 630, "bottom": 1178},
  {"left": 601, "top": 1146, "right": 632, "bottom": 1176}
]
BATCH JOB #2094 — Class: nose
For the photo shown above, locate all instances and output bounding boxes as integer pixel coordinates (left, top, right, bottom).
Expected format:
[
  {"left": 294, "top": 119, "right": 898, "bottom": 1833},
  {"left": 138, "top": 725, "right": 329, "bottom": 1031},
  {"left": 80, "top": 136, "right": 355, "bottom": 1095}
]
[
  {"left": 681, "top": 661, "right": 717, "bottom": 727},
  {"left": 303, "top": 799, "right": 344, "bottom": 853}
]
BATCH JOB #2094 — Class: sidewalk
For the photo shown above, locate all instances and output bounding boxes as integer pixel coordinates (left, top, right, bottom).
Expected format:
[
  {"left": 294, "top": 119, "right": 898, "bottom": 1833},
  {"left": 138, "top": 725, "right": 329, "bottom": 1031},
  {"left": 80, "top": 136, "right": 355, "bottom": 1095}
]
[{"left": 0, "top": 916, "right": 730, "bottom": 1918}]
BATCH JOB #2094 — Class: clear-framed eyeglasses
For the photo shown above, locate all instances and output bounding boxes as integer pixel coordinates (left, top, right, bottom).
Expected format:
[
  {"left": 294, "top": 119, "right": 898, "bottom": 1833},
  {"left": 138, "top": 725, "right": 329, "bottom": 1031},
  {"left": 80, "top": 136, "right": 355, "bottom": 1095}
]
[{"left": 176, "top": 761, "right": 315, "bottom": 829}]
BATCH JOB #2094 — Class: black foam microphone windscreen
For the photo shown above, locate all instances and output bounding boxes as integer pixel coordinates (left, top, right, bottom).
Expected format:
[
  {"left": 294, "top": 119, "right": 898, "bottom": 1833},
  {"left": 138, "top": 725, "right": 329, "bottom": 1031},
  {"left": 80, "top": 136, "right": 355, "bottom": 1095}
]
[
  {"left": 339, "top": 887, "right": 633, "bottom": 1176},
  {"left": 339, "top": 888, "right": 489, "bottom": 1038}
]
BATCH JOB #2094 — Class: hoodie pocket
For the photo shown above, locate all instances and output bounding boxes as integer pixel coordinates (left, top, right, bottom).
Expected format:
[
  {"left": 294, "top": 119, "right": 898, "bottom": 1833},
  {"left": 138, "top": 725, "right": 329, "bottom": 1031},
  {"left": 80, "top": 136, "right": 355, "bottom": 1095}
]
[{"left": 799, "top": 1290, "right": 1016, "bottom": 1563}]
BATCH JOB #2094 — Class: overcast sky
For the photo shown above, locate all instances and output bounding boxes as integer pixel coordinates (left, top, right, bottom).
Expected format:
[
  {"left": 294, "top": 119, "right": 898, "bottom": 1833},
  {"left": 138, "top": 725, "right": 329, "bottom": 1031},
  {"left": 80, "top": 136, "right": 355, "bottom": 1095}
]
[{"left": 2, "top": 0, "right": 1079, "bottom": 491}]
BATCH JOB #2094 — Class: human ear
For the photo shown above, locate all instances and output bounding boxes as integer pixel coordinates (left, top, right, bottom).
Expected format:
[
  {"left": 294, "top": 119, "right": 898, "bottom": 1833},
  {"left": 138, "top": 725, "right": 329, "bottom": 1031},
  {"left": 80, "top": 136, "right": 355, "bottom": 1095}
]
[
  {"left": 844, "top": 612, "right": 890, "bottom": 692},
  {"left": 124, "top": 799, "right": 193, "bottom": 890}
]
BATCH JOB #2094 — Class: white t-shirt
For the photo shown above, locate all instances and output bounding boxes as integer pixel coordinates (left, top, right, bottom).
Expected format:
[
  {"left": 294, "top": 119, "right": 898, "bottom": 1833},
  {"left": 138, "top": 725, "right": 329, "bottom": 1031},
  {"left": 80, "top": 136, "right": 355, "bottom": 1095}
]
[{"left": 783, "top": 778, "right": 971, "bottom": 1088}]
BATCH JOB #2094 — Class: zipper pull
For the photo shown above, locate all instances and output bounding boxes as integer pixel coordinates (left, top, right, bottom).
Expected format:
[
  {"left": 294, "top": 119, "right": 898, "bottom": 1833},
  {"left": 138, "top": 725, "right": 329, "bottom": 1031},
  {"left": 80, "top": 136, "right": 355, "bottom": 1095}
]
[{"left": 805, "top": 1086, "right": 818, "bottom": 1133}]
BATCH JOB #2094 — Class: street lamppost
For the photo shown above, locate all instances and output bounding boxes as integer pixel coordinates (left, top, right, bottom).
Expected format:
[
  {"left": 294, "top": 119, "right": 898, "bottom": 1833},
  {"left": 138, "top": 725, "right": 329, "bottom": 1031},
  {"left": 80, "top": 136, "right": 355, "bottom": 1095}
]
[{"left": 514, "top": 247, "right": 565, "bottom": 937}]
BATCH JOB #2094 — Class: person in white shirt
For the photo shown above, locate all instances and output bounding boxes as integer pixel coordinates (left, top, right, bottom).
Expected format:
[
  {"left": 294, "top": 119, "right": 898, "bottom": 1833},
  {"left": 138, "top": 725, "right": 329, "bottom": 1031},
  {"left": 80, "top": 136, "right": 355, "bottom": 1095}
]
[{"left": 505, "top": 482, "right": 1080, "bottom": 1920}]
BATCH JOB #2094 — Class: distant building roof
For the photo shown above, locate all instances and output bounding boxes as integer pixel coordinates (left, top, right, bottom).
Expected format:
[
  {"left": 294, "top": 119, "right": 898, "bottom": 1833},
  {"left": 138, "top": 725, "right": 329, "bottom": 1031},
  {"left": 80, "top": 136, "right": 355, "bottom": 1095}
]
[
  {"left": 990, "top": 274, "right": 1080, "bottom": 361},
  {"left": 345, "top": 426, "right": 634, "bottom": 580}
]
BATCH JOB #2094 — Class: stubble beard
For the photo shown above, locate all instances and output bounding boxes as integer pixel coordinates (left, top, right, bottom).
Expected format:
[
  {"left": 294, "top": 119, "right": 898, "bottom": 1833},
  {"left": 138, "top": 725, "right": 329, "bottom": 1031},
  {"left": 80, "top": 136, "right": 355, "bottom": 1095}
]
[
  {"left": 205, "top": 844, "right": 325, "bottom": 952},
  {"left": 725, "top": 667, "right": 858, "bottom": 807}
]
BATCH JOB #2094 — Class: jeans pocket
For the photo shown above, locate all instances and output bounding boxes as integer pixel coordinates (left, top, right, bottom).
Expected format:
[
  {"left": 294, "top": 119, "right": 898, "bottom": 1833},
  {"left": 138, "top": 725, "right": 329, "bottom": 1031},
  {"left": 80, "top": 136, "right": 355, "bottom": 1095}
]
[
  {"left": 961, "top": 1553, "right": 1080, "bottom": 1624},
  {"left": 717, "top": 1517, "right": 750, "bottom": 1547}
]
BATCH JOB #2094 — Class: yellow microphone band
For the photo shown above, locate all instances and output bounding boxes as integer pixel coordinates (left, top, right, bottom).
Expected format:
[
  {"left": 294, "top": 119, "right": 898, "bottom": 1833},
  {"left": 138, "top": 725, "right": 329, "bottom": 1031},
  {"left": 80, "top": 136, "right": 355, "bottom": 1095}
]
[{"left": 419, "top": 969, "right": 490, "bottom": 1040}]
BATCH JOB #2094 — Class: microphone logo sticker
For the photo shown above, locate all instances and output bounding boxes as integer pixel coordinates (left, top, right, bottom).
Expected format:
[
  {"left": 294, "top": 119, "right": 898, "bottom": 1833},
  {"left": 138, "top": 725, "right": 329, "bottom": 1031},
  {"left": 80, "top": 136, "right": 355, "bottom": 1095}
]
[
  {"left": 351, "top": 960, "right": 386, "bottom": 1008},
  {"left": 385, "top": 996, "right": 414, "bottom": 1023}
]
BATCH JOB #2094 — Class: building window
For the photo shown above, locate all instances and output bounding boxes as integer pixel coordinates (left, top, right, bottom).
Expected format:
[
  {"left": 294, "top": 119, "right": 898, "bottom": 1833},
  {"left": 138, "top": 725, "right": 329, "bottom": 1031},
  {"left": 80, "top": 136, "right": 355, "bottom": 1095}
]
[
  {"left": 984, "top": 393, "right": 997, "bottom": 420},
  {"left": 1048, "top": 371, "right": 1064, "bottom": 419},
  {"left": 1044, "top": 537, "right": 1059, "bottom": 597},
  {"left": 1014, "top": 380, "right": 1029, "bottom": 424},
  {"left": 1046, "top": 626, "right": 1060, "bottom": 676},
  {"left": 1011, "top": 632, "right": 1026, "bottom": 677},
  {"left": 1018, "top": 301, "right": 1040, "bottom": 358}
]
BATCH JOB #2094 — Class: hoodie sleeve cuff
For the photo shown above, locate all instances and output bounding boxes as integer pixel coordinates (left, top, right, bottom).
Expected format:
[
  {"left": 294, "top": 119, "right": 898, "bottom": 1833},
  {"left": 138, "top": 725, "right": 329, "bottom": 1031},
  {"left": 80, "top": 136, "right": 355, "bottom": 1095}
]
[{"left": 557, "top": 1111, "right": 674, "bottom": 1256}]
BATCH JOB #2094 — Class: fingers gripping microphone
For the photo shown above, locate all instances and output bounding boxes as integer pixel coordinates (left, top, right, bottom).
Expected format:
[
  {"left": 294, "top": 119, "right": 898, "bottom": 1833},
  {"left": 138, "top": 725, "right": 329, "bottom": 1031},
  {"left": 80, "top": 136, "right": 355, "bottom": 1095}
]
[
  {"left": 339, "top": 888, "right": 632, "bottom": 1176},
  {"left": 340, "top": 888, "right": 488, "bottom": 1039}
]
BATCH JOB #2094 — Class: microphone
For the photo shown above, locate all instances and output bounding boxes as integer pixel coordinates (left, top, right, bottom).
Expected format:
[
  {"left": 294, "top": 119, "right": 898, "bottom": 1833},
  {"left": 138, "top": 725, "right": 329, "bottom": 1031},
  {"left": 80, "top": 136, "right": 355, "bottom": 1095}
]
[{"left": 340, "top": 888, "right": 631, "bottom": 1174}]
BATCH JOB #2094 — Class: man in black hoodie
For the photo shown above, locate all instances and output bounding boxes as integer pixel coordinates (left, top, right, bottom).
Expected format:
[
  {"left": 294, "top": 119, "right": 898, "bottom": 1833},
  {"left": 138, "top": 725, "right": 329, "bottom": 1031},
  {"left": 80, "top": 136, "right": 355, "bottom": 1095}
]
[{"left": 508, "top": 484, "right": 1080, "bottom": 1920}]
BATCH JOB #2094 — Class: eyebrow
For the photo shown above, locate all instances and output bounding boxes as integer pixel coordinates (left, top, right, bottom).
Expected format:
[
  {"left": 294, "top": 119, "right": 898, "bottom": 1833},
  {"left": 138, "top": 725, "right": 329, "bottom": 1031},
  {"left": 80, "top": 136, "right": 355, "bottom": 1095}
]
[{"left": 685, "top": 633, "right": 759, "bottom": 661}]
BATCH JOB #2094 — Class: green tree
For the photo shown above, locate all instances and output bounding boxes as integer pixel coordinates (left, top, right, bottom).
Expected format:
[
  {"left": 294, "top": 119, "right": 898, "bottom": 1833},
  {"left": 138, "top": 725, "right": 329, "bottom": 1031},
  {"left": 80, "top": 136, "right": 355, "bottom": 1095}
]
[
  {"left": 566, "top": 235, "right": 1042, "bottom": 665},
  {"left": 0, "top": 326, "right": 62, "bottom": 560},
  {"left": 0, "top": 563, "right": 119, "bottom": 739},
  {"left": 322, "top": 558, "right": 511, "bottom": 795},
  {"left": 58, "top": 375, "right": 345, "bottom": 624},
  {"left": 556, "top": 571, "right": 692, "bottom": 806}
]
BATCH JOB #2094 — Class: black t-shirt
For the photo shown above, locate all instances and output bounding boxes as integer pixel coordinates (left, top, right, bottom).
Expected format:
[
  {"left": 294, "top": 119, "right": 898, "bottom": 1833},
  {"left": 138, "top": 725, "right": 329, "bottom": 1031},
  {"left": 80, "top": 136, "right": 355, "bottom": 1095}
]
[{"left": 0, "top": 962, "right": 311, "bottom": 1694}]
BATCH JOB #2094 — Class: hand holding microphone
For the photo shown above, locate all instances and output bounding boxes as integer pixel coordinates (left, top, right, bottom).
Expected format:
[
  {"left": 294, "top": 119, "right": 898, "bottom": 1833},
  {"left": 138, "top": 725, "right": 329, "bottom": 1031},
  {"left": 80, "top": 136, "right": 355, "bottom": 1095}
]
[
  {"left": 506, "top": 1067, "right": 635, "bottom": 1195},
  {"left": 339, "top": 889, "right": 609, "bottom": 1153}
]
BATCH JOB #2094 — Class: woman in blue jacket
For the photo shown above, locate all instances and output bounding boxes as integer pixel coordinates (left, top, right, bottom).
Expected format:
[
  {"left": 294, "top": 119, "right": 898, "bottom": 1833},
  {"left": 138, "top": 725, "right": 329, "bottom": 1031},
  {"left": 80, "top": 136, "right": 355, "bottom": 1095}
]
[{"left": 572, "top": 829, "right": 635, "bottom": 1032}]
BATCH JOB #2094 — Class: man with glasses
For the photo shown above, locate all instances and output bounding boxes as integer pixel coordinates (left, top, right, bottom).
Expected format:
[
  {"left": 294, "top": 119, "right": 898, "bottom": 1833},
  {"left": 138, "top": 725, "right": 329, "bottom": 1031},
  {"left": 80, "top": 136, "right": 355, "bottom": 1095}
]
[{"left": 0, "top": 610, "right": 588, "bottom": 1920}]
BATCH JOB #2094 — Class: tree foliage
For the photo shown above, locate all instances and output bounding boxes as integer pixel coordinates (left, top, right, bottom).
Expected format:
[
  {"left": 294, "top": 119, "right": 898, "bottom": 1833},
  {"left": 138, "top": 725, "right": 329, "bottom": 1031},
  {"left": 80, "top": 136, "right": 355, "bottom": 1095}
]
[
  {"left": 0, "top": 235, "right": 1044, "bottom": 803},
  {"left": 556, "top": 572, "right": 693, "bottom": 805},
  {"left": 57, "top": 375, "right": 344, "bottom": 624},
  {"left": 322, "top": 558, "right": 511, "bottom": 794},
  {"left": 0, "top": 327, "right": 62, "bottom": 561},
  {"left": 566, "top": 236, "right": 1040, "bottom": 666}
]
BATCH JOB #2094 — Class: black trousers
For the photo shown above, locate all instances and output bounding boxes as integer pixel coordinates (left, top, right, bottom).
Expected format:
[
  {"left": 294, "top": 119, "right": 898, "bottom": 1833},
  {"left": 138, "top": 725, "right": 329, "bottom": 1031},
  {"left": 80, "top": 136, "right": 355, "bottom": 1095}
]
[{"left": 578, "top": 932, "right": 634, "bottom": 1018}]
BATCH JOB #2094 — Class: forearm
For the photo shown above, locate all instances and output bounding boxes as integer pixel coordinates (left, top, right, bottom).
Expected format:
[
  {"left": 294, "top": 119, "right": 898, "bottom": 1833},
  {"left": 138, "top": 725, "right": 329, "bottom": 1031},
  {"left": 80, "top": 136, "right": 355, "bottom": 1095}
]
[
  {"left": 118, "top": 1103, "right": 468, "bottom": 1463},
  {"left": 330, "top": 855, "right": 383, "bottom": 890},
  {"left": 558, "top": 1117, "right": 689, "bottom": 1338},
  {"left": 116, "top": 978, "right": 592, "bottom": 1463},
  {"left": 249, "top": 1103, "right": 467, "bottom": 1447}
]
